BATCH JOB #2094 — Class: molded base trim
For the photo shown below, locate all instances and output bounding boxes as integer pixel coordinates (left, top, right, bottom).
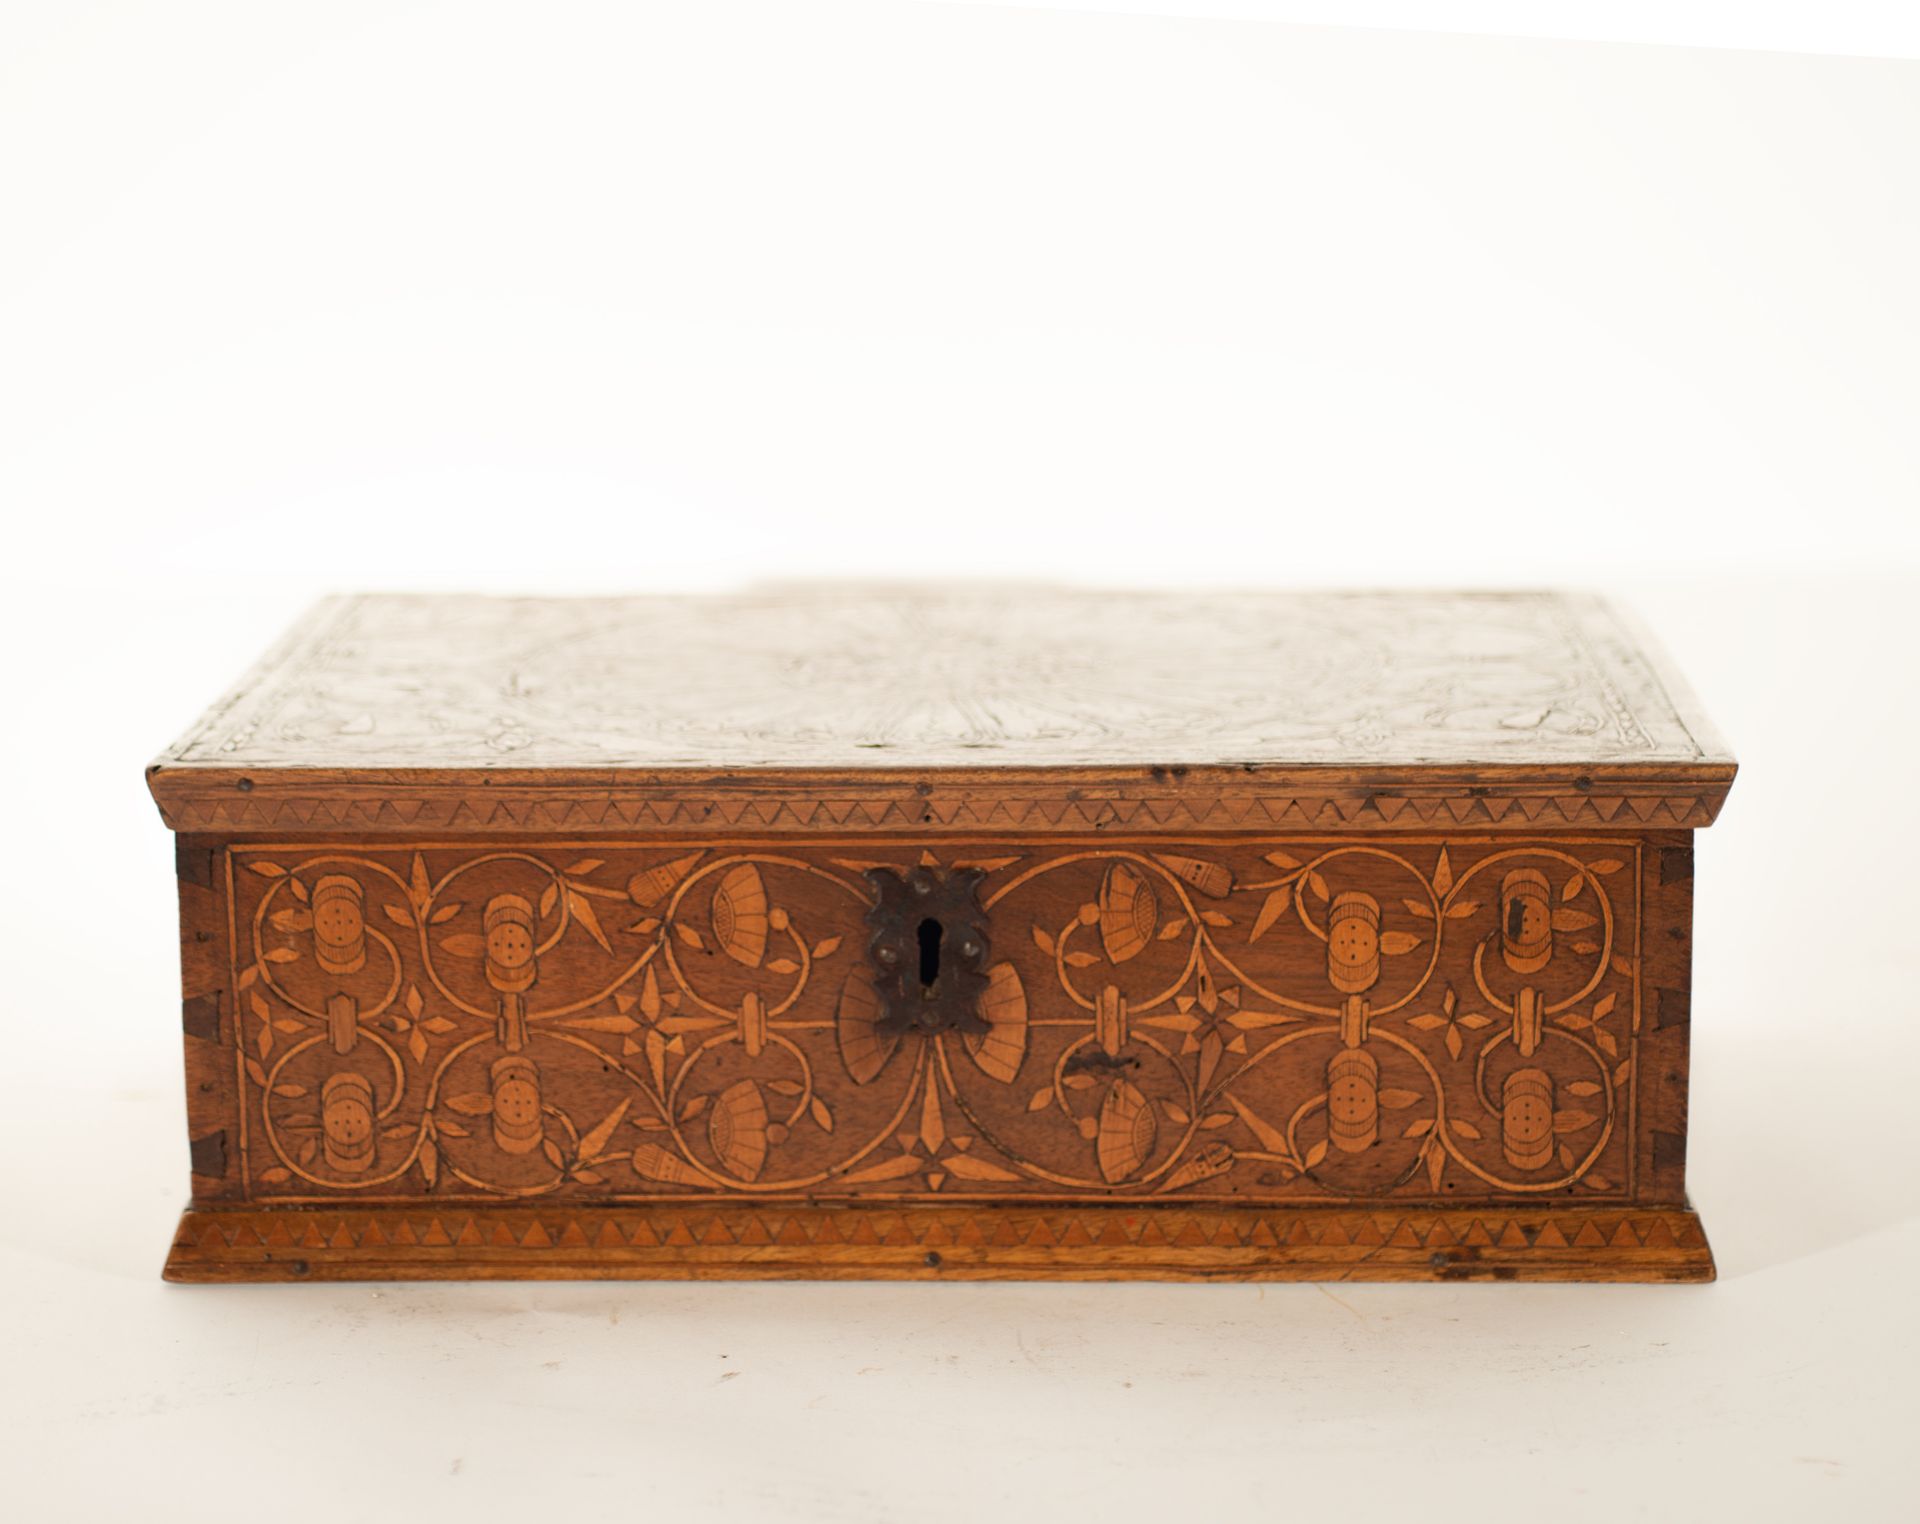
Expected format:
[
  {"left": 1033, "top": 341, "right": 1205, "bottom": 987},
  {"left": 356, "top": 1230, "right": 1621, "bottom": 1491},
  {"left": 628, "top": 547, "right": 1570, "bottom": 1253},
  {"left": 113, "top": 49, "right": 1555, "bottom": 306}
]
[{"left": 166, "top": 1202, "right": 1714, "bottom": 1284}]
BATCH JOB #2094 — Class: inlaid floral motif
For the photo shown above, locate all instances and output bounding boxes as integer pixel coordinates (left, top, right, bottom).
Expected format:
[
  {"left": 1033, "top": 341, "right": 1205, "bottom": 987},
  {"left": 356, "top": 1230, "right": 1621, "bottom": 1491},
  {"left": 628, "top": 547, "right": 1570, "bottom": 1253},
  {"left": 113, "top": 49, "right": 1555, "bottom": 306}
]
[{"left": 227, "top": 838, "right": 1640, "bottom": 1204}]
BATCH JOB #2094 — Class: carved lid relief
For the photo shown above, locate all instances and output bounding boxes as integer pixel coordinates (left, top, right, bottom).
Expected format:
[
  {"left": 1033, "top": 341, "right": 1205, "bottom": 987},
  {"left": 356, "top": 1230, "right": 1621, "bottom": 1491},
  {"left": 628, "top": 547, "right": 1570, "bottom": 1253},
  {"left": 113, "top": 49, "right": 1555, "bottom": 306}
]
[{"left": 156, "top": 589, "right": 1727, "bottom": 773}]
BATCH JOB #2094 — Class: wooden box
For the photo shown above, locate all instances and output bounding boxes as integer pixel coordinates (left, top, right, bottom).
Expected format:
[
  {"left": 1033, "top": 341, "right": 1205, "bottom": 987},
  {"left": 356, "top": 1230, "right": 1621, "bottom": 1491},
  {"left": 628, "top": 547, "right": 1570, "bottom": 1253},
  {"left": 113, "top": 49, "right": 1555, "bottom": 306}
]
[{"left": 150, "top": 590, "right": 1734, "bottom": 1283}]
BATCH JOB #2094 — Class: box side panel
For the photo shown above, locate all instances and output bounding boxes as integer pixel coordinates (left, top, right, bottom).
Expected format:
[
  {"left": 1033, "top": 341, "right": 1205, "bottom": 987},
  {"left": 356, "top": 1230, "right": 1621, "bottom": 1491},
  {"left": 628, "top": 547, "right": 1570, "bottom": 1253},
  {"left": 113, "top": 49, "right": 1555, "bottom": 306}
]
[
  {"left": 1634, "top": 832, "right": 1696, "bottom": 1206},
  {"left": 177, "top": 836, "right": 244, "bottom": 1201}
]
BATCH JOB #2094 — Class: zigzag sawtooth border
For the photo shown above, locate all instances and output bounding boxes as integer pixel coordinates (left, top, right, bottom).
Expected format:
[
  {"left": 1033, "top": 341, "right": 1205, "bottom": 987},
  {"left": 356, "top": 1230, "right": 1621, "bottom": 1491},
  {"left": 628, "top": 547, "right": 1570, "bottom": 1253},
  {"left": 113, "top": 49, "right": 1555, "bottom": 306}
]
[
  {"left": 156, "top": 787, "right": 1722, "bottom": 835},
  {"left": 166, "top": 1205, "right": 1714, "bottom": 1282}
]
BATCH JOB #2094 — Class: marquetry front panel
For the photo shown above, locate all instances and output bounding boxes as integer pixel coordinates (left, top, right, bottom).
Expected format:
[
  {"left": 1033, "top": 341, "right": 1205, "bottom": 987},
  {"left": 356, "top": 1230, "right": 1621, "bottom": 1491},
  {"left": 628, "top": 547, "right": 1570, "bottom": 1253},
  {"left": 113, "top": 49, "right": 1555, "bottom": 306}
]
[{"left": 177, "top": 836, "right": 1694, "bottom": 1212}]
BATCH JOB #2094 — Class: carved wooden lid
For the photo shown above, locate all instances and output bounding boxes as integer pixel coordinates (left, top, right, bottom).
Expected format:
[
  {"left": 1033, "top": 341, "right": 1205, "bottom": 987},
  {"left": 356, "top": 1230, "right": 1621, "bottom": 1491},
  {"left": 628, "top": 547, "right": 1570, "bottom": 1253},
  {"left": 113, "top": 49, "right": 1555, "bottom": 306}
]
[{"left": 148, "top": 589, "right": 1734, "bottom": 836}]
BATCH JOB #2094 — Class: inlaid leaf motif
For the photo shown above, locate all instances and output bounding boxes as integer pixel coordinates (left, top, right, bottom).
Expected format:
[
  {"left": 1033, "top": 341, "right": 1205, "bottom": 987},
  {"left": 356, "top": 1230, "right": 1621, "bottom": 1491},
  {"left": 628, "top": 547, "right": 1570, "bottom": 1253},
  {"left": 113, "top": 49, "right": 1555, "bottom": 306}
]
[
  {"left": 1225, "top": 1094, "right": 1287, "bottom": 1154},
  {"left": 568, "top": 887, "right": 611, "bottom": 953},
  {"left": 840, "top": 1153, "right": 923, "bottom": 1184},
  {"left": 576, "top": 1100, "right": 631, "bottom": 1161},
  {"left": 944, "top": 1154, "right": 1022, "bottom": 1183},
  {"left": 919, "top": 1083, "right": 946, "bottom": 1156}
]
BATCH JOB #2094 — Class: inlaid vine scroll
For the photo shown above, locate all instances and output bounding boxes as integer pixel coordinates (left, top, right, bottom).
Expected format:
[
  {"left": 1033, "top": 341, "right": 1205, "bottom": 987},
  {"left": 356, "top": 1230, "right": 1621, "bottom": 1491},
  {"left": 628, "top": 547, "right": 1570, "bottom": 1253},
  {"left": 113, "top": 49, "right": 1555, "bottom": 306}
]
[{"left": 218, "top": 838, "right": 1643, "bottom": 1206}]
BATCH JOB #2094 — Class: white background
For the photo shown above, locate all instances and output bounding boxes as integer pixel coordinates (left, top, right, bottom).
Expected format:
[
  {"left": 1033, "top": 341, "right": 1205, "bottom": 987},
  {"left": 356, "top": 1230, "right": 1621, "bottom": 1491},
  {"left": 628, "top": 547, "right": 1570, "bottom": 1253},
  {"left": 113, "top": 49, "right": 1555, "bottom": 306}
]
[{"left": 3, "top": 3, "right": 1917, "bottom": 1521}]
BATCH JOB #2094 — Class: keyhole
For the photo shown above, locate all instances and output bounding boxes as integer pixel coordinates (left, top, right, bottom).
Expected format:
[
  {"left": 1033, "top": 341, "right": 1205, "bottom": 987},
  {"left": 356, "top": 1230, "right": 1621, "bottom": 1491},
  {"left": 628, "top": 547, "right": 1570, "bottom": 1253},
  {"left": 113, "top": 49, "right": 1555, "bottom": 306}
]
[{"left": 917, "top": 918, "right": 943, "bottom": 989}]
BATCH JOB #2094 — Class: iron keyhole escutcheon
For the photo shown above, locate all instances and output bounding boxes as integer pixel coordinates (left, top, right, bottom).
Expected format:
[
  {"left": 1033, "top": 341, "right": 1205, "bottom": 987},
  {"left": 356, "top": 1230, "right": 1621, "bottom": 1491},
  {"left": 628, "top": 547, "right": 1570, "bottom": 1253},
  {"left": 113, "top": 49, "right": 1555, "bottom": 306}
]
[{"left": 863, "top": 865, "right": 991, "bottom": 1039}]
